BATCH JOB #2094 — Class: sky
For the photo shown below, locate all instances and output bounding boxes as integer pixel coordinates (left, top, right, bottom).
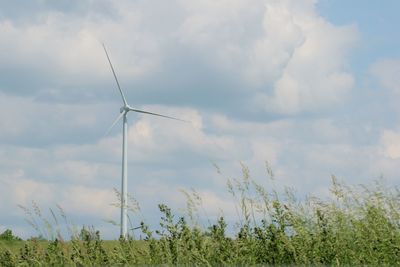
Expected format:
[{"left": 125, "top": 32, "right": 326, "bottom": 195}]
[{"left": 1, "top": 0, "right": 400, "bottom": 239}]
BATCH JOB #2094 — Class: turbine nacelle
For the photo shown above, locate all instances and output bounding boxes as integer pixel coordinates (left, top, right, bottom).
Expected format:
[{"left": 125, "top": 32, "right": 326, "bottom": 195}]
[{"left": 120, "top": 105, "right": 131, "bottom": 114}]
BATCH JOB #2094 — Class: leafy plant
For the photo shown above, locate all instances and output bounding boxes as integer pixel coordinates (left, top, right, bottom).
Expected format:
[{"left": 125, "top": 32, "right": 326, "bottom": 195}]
[
  {"left": 1, "top": 164, "right": 399, "bottom": 265},
  {"left": 0, "top": 230, "right": 21, "bottom": 242}
]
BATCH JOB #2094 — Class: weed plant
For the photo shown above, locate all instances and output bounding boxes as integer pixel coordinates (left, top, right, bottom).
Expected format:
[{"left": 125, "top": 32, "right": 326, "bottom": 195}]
[{"left": 1, "top": 164, "right": 400, "bottom": 266}]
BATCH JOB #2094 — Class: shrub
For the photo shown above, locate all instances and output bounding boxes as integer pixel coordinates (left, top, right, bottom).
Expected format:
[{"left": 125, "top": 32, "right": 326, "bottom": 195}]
[
  {"left": 0, "top": 230, "right": 21, "bottom": 242},
  {"left": 1, "top": 164, "right": 399, "bottom": 265}
]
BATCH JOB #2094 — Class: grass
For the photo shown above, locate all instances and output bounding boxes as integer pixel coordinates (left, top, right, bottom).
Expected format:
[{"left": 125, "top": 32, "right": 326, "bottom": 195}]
[
  {"left": 1, "top": 164, "right": 400, "bottom": 266},
  {"left": 0, "top": 241, "right": 25, "bottom": 255}
]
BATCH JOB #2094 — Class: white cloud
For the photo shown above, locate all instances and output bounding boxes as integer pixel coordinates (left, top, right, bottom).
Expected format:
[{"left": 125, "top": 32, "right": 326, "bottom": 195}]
[
  {"left": 380, "top": 129, "right": 400, "bottom": 159},
  {"left": 370, "top": 59, "right": 400, "bottom": 94},
  {"left": 0, "top": 17, "right": 103, "bottom": 79},
  {"left": 311, "top": 119, "right": 350, "bottom": 143},
  {"left": 40, "top": 160, "right": 101, "bottom": 183},
  {"left": 243, "top": 2, "right": 305, "bottom": 86},
  {"left": 0, "top": 0, "right": 358, "bottom": 116},
  {"left": 192, "top": 190, "right": 237, "bottom": 218},
  {"left": 0, "top": 93, "right": 114, "bottom": 142},
  {"left": 262, "top": 6, "right": 357, "bottom": 114},
  {"left": 0, "top": 6, "right": 164, "bottom": 94},
  {"left": 0, "top": 171, "right": 56, "bottom": 216},
  {"left": 0, "top": 166, "right": 118, "bottom": 238},
  {"left": 176, "top": 0, "right": 357, "bottom": 114},
  {"left": 59, "top": 186, "right": 116, "bottom": 217}
]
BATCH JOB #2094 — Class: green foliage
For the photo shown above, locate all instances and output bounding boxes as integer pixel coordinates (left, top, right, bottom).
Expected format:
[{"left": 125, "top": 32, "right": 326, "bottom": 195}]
[
  {"left": 0, "top": 250, "right": 16, "bottom": 267},
  {"left": 1, "top": 164, "right": 400, "bottom": 265},
  {"left": 0, "top": 230, "right": 21, "bottom": 242},
  {"left": 78, "top": 226, "right": 100, "bottom": 242}
]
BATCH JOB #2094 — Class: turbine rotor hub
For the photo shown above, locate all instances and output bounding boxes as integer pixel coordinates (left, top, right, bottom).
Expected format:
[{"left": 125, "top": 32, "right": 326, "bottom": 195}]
[{"left": 120, "top": 105, "right": 131, "bottom": 113}]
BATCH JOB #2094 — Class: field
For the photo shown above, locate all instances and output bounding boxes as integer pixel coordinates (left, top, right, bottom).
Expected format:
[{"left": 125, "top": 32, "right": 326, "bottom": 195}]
[{"left": 1, "top": 166, "right": 400, "bottom": 266}]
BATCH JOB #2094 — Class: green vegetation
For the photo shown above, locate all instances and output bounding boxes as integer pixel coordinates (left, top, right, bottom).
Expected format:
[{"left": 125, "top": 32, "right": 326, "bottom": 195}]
[
  {"left": 0, "top": 230, "right": 21, "bottom": 242},
  {"left": 1, "top": 164, "right": 400, "bottom": 266}
]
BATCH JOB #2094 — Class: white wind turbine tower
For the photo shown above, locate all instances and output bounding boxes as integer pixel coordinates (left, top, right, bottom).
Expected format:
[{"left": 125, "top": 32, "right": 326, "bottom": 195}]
[{"left": 102, "top": 44, "right": 188, "bottom": 239}]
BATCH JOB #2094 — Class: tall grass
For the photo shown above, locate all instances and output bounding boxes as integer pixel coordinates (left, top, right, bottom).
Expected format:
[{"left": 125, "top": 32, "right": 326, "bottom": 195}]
[{"left": 1, "top": 164, "right": 400, "bottom": 266}]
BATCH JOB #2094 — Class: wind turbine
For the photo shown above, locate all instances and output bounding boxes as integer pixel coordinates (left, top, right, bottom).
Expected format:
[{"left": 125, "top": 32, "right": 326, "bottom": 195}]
[{"left": 102, "top": 44, "right": 187, "bottom": 239}]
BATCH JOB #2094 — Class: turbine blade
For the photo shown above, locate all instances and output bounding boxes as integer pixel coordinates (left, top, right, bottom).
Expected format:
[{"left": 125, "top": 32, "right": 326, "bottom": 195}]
[
  {"left": 102, "top": 43, "right": 128, "bottom": 106},
  {"left": 104, "top": 112, "right": 125, "bottom": 137},
  {"left": 128, "top": 108, "right": 190, "bottom": 123}
]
